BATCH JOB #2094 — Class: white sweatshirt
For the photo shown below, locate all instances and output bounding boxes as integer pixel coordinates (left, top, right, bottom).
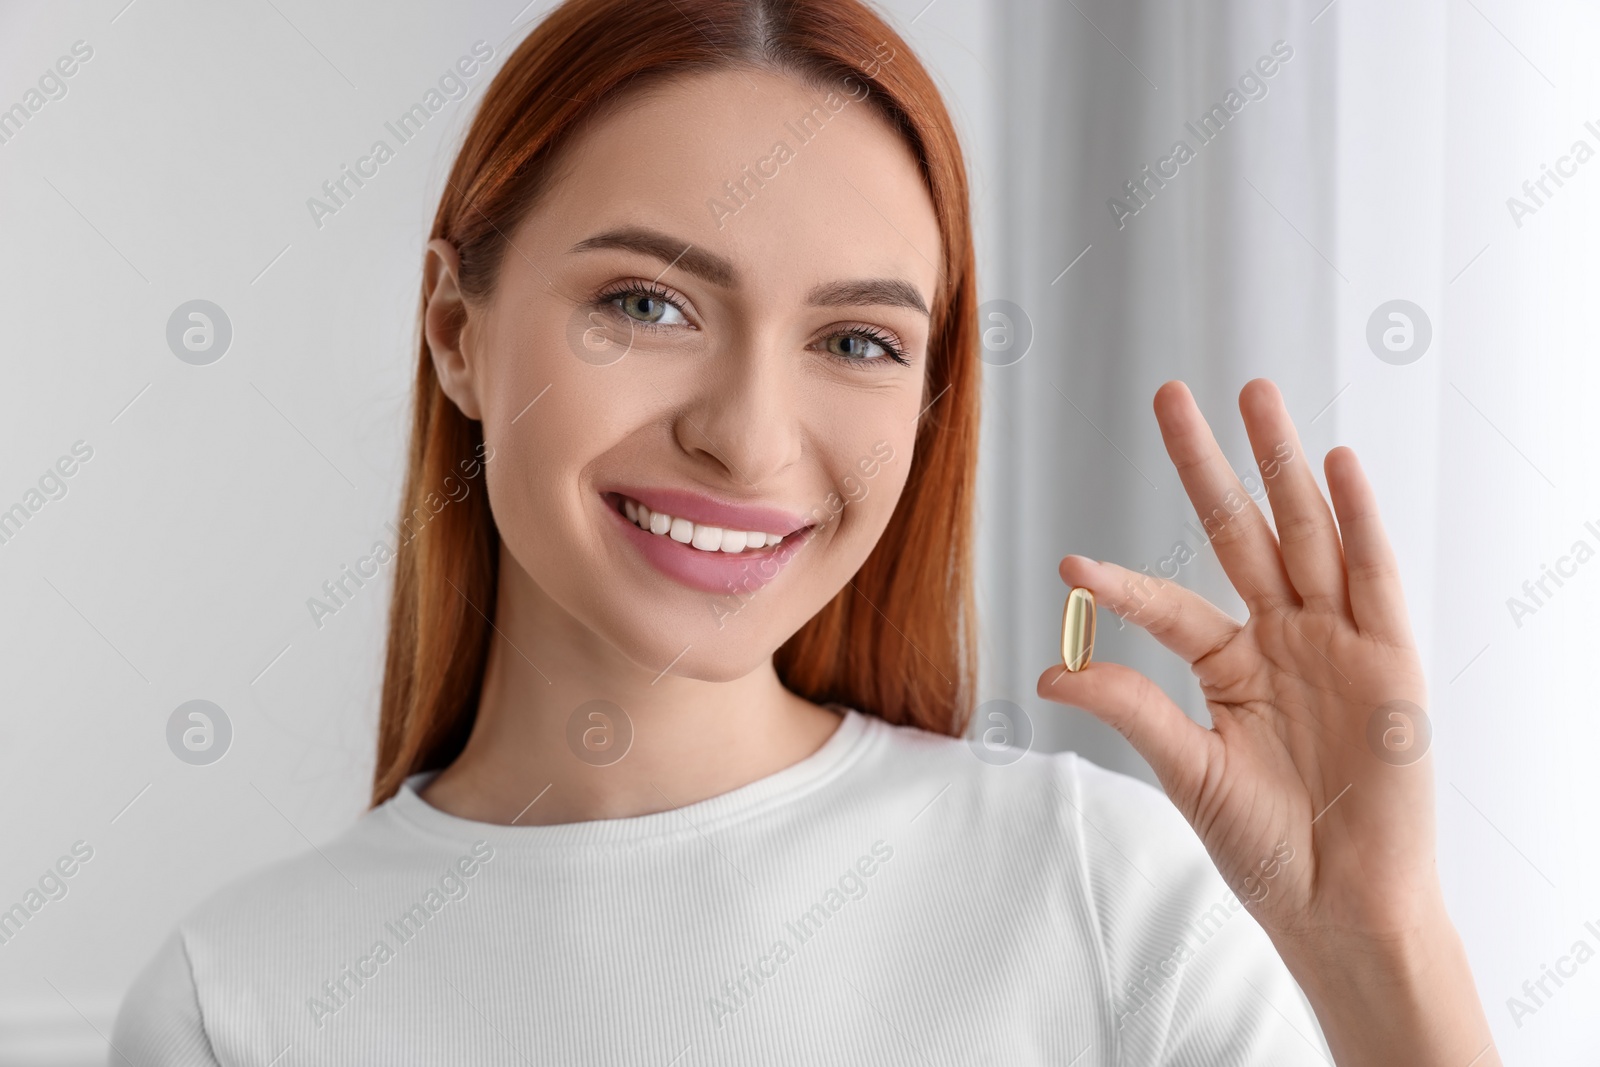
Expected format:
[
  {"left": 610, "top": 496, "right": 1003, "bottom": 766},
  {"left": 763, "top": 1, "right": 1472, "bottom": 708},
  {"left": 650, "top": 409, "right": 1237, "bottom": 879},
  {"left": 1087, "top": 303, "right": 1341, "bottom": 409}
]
[{"left": 111, "top": 707, "right": 1331, "bottom": 1065}]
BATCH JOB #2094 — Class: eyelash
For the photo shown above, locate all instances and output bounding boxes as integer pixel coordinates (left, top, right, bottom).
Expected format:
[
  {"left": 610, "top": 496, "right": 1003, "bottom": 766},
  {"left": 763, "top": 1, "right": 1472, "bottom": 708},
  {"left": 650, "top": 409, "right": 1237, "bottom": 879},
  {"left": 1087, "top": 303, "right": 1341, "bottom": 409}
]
[{"left": 592, "top": 280, "right": 912, "bottom": 368}]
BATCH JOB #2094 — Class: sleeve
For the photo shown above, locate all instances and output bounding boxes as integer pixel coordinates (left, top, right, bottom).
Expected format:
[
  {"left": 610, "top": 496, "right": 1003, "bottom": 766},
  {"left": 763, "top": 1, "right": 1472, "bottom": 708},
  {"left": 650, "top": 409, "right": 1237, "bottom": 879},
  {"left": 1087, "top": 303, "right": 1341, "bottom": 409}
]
[
  {"left": 109, "top": 926, "right": 223, "bottom": 1067},
  {"left": 1061, "top": 754, "right": 1332, "bottom": 1067}
]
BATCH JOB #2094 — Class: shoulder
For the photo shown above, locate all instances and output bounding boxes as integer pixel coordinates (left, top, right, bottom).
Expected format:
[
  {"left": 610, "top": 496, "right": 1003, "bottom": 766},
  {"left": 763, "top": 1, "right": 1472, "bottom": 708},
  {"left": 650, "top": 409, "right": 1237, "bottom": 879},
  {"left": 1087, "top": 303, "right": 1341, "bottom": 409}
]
[
  {"left": 849, "top": 708, "right": 1191, "bottom": 861},
  {"left": 109, "top": 844, "right": 341, "bottom": 1066},
  {"left": 110, "top": 925, "right": 220, "bottom": 1067},
  {"left": 111, "top": 801, "right": 440, "bottom": 1061},
  {"left": 842, "top": 709, "right": 1217, "bottom": 937},
  {"left": 181, "top": 805, "right": 410, "bottom": 938},
  {"left": 852, "top": 716, "right": 1326, "bottom": 1060}
]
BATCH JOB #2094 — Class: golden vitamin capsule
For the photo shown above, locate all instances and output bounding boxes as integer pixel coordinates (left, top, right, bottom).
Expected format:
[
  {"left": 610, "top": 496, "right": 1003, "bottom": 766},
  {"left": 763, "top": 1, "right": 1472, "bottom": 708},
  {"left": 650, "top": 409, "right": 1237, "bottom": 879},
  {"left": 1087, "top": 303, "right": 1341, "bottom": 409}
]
[{"left": 1061, "top": 586, "right": 1096, "bottom": 672}]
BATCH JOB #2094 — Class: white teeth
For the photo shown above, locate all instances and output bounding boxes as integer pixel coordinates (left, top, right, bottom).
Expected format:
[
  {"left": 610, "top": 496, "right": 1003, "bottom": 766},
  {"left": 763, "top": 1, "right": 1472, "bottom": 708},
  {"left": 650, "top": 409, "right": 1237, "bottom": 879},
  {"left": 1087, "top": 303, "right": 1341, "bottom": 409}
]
[{"left": 618, "top": 495, "right": 789, "bottom": 554}]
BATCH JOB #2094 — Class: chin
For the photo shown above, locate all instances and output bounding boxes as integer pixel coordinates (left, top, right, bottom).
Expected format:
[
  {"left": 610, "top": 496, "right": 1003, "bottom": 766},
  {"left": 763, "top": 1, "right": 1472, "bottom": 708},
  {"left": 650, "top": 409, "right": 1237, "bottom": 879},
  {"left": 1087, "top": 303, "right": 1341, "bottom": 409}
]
[{"left": 614, "top": 614, "right": 790, "bottom": 683}]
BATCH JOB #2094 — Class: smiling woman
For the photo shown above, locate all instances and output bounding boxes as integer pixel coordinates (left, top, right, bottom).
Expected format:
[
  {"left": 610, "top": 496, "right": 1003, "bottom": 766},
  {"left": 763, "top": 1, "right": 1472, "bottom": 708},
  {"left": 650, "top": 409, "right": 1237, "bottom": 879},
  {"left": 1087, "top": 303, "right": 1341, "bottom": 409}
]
[{"left": 111, "top": 1, "right": 1497, "bottom": 1064}]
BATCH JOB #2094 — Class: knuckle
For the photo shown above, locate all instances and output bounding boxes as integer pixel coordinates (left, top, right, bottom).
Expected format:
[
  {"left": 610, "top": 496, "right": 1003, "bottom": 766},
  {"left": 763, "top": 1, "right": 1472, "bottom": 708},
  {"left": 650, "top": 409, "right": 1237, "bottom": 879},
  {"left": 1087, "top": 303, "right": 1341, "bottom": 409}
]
[
  {"left": 1144, "top": 590, "right": 1185, "bottom": 637},
  {"left": 1346, "top": 557, "right": 1395, "bottom": 584},
  {"left": 1205, "top": 512, "right": 1251, "bottom": 548},
  {"left": 1273, "top": 509, "right": 1324, "bottom": 547}
]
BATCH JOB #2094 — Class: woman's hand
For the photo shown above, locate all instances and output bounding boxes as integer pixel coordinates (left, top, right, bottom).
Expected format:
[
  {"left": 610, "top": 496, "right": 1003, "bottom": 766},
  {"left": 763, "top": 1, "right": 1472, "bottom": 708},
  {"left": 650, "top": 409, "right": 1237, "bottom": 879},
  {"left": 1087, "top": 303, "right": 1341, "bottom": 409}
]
[{"left": 1035, "top": 378, "right": 1497, "bottom": 1067}]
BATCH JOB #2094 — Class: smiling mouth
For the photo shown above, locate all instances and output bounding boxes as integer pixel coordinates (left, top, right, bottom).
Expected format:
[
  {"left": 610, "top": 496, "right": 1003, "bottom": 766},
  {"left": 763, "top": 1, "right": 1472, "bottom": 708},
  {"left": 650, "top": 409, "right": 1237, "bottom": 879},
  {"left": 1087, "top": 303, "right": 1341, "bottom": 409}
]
[{"left": 602, "top": 491, "right": 812, "bottom": 555}]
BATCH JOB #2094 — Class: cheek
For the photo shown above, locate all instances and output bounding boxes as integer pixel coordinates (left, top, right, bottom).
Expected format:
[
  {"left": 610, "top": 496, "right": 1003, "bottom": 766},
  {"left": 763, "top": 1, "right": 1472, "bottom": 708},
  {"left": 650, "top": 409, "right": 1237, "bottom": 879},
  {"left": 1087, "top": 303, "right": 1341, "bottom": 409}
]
[
  {"left": 826, "top": 434, "right": 914, "bottom": 542},
  {"left": 479, "top": 311, "right": 637, "bottom": 497},
  {"left": 479, "top": 436, "right": 543, "bottom": 552},
  {"left": 482, "top": 308, "right": 586, "bottom": 428}
]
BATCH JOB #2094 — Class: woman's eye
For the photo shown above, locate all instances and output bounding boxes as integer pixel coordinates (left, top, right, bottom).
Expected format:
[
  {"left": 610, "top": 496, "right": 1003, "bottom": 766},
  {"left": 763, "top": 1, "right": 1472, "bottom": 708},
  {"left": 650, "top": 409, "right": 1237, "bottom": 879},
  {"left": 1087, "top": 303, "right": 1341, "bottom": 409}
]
[
  {"left": 825, "top": 331, "right": 902, "bottom": 364},
  {"left": 612, "top": 290, "right": 687, "bottom": 326}
]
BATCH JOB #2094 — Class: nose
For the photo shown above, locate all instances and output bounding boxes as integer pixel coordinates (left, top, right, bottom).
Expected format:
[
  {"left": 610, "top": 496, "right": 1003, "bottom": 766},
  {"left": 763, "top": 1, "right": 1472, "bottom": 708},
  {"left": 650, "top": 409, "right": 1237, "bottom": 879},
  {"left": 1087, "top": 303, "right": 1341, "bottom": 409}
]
[{"left": 670, "top": 333, "right": 803, "bottom": 487}]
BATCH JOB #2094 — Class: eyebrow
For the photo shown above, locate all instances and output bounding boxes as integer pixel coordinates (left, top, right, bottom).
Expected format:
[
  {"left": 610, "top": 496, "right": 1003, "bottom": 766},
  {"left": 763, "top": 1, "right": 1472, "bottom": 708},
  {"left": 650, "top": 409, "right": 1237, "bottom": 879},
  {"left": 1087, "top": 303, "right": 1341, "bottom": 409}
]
[{"left": 568, "top": 226, "right": 930, "bottom": 317}]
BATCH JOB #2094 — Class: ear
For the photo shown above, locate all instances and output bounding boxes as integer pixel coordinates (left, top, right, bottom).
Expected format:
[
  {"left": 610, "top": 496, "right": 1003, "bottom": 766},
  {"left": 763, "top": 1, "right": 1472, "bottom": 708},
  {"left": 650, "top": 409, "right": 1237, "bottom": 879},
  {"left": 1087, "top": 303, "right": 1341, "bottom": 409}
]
[{"left": 423, "top": 237, "right": 484, "bottom": 421}]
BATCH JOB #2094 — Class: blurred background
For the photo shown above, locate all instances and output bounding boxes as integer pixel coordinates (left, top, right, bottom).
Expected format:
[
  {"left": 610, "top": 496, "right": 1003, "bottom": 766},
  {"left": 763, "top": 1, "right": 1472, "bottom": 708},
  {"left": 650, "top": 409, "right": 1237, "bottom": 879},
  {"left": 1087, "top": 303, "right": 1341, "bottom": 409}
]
[{"left": 1, "top": 0, "right": 1595, "bottom": 1062}]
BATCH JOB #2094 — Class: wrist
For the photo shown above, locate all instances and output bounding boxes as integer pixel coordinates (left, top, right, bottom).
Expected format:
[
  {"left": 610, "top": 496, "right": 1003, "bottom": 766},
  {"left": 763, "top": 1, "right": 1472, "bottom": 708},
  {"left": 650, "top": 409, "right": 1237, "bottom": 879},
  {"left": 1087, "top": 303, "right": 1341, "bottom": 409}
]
[{"left": 1276, "top": 897, "right": 1499, "bottom": 1067}]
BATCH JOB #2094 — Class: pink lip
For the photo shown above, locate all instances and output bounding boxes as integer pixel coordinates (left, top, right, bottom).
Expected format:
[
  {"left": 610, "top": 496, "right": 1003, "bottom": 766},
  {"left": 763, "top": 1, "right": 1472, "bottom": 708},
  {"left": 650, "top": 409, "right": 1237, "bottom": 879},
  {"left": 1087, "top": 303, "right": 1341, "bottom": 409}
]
[
  {"left": 602, "top": 485, "right": 815, "bottom": 537},
  {"left": 600, "top": 491, "right": 817, "bottom": 596}
]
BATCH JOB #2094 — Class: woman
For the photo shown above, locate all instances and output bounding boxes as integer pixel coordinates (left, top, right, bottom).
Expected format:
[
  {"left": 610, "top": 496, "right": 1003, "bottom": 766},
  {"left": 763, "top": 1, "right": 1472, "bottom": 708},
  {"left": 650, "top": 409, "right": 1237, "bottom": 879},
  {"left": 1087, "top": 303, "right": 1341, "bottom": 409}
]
[{"left": 114, "top": 0, "right": 1498, "bottom": 1063}]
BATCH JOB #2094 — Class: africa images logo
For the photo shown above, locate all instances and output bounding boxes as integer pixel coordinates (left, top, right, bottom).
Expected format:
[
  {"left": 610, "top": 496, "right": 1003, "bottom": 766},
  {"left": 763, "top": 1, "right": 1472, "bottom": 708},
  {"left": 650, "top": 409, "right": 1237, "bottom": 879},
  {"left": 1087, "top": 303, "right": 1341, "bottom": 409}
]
[{"left": 306, "top": 841, "right": 495, "bottom": 1028}]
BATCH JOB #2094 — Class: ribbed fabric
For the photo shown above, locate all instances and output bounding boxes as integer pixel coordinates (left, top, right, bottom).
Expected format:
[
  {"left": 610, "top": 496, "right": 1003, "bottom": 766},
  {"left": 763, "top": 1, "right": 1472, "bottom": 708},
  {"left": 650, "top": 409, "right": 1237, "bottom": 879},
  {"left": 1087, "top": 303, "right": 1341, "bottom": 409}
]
[{"left": 111, "top": 708, "right": 1331, "bottom": 1065}]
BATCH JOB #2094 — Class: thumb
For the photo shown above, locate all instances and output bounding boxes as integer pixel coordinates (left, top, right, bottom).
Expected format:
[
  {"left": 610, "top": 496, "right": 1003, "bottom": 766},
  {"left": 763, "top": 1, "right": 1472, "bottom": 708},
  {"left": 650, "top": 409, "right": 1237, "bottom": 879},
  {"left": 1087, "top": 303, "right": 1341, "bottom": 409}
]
[{"left": 1035, "top": 660, "right": 1214, "bottom": 809}]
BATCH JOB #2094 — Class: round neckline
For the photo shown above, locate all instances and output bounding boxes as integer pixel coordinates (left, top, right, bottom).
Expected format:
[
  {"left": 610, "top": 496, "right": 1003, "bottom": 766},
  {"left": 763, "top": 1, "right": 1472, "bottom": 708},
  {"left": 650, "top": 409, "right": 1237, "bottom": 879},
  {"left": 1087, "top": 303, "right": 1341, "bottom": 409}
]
[{"left": 385, "top": 705, "right": 876, "bottom": 848}]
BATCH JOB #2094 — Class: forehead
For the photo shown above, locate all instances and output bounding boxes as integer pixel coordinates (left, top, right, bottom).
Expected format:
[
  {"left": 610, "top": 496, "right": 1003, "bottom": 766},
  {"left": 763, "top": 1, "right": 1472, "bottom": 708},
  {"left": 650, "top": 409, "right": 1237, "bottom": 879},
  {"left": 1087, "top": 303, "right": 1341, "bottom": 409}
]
[{"left": 528, "top": 67, "right": 943, "bottom": 305}]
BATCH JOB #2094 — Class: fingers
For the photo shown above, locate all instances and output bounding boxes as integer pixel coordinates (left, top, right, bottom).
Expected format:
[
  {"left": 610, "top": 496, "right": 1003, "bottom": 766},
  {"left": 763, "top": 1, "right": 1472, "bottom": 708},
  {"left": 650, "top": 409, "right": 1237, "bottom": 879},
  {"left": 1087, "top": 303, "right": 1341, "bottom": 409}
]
[
  {"left": 1035, "top": 658, "right": 1216, "bottom": 804},
  {"left": 1060, "top": 555, "right": 1239, "bottom": 667},
  {"left": 1238, "top": 379, "right": 1351, "bottom": 615},
  {"left": 1153, "top": 381, "right": 1298, "bottom": 612},
  {"left": 1325, "top": 446, "right": 1414, "bottom": 644}
]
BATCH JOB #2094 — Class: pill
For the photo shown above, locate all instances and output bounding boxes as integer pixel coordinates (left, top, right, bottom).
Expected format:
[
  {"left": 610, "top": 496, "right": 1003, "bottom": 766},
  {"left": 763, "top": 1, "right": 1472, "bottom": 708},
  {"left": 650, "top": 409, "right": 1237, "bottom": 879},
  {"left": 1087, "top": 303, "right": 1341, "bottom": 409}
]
[{"left": 1061, "top": 586, "right": 1096, "bottom": 672}]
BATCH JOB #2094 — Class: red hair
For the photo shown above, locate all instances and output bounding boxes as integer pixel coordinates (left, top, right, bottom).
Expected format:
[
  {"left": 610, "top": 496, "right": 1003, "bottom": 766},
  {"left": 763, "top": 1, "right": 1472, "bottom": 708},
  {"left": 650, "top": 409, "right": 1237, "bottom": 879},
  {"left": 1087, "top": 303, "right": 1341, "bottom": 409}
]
[{"left": 372, "top": 0, "right": 980, "bottom": 806}]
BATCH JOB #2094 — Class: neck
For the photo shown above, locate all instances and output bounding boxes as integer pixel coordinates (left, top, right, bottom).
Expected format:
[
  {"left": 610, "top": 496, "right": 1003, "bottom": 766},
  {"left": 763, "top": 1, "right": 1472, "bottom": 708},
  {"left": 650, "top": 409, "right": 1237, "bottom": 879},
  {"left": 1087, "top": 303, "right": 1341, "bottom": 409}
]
[{"left": 418, "top": 545, "right": 842, "bottom": 825}]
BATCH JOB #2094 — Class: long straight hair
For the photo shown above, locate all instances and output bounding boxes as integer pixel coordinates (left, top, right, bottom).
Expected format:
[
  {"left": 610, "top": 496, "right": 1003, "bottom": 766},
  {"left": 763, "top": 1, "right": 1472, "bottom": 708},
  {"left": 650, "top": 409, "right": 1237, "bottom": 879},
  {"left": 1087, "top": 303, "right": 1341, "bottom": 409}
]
[{"left": 371, "top": 0, "right": 981, "bottom": 806}]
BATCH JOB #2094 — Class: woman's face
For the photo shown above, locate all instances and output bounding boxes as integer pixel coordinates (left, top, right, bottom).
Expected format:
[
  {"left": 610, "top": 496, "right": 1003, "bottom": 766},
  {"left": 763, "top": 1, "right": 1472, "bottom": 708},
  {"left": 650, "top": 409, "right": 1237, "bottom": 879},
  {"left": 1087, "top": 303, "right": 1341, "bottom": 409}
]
[{"left": 432, "top": 66, "right": 942, "bottom": 681}]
